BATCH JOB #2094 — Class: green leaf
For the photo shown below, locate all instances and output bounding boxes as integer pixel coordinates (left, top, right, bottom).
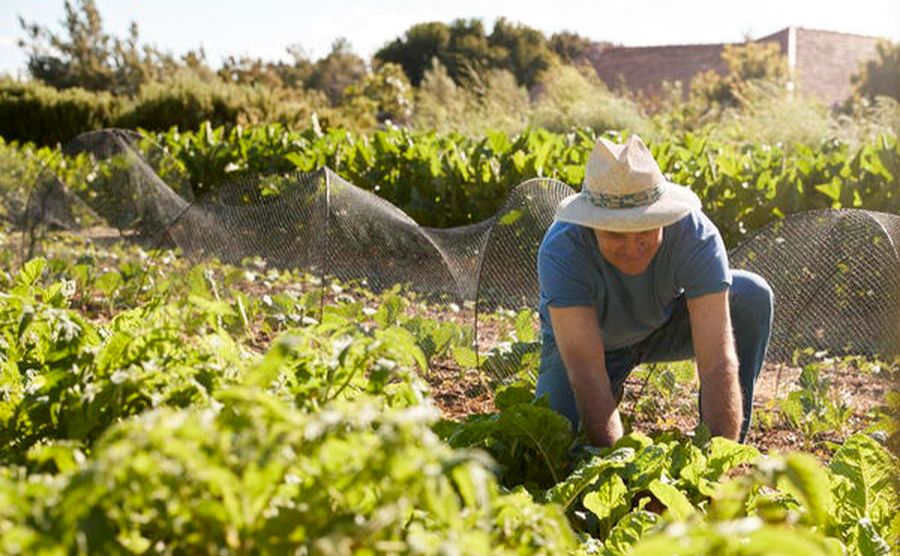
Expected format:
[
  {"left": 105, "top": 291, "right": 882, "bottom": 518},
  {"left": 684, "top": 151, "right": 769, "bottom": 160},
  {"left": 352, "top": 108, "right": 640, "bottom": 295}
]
[
  {"left": 780, "top": 452, "right": 832, "bottom": 527},
  {"left": 648, "top": 479, "right": 695, "bottom": 520},
  {"left": 493, "top": 385, "right": 534, "bottom": 410},
  {"left": 451, "top": 346, "right": 478, "bottom": 369},
  {"left": 513, "top": 309, "right": 536, "bottom": 343},
  {"left": 604, "top": 510, "right": 659, "bottom": 555},
  {"left": 829, "top": 433, "right": 897, "bottom": 531},
  {"left": 744, "top": 526, "right": 844, "bottom": 556},
  {"left": 498, "top": 209, "right": 522, "bottom": 226},
  {"left": 496, "top": 404, "right": 574, "bottom": 485},
  {"left": 373, "top": 292, "right": 405, "bottom": 328},
  {"left": 542, "top": 448, "right": 633, "bottom": 510},
  {"left": 853, "top": 517, "right": 891, "bottom": 556},
  {"left": 705, "top": 437, "right": 759, "bottom": 480},
  {"left": 583, "top": 473, "right": 628, "bottom": 521},
  {"left": 15, "top": 258, "right": 46, "bottom": 290},
  {"left": 814, "top": 179, "right": 842, "bottom": 205},
  {"left": 375, "top": 326, "right": 428, "bottom": 373}
]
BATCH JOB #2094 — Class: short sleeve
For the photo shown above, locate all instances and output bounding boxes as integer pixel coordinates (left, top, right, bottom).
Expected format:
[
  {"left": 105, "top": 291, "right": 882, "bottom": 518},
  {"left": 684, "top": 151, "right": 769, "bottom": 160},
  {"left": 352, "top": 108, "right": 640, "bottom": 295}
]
[
  {"left": 537, "top": 225, "right": 596, "bottom": 308},
  {"left": 675, "top": 211, "right": 732, "bottom": 298}
]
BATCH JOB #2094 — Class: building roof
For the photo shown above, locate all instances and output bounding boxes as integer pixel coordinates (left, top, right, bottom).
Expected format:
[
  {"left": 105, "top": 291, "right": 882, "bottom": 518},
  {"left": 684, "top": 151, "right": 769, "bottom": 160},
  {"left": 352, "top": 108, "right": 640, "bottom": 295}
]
[{"left": 587, "top": 27, "right": 884, "bottom": 106}]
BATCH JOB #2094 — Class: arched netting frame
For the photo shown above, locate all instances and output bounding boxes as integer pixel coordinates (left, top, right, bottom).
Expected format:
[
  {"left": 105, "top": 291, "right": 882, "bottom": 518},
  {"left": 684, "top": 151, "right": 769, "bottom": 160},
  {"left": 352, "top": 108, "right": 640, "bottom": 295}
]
[{"left": 5, "top": 129, "right": 898, "bottom": 388}]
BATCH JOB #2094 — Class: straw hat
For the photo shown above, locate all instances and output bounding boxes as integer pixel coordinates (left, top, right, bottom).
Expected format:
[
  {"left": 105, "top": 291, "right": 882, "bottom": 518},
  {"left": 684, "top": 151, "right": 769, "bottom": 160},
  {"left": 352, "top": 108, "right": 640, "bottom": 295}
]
[{"left": 555, "top": 135, "right": 701, "bottom": 232}]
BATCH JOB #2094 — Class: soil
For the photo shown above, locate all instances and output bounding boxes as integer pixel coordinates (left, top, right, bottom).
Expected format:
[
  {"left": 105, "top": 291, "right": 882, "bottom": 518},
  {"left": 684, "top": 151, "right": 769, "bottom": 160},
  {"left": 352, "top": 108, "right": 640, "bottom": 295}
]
[{"left": 424, "top": 356, "right": 898, "bottom": 458}]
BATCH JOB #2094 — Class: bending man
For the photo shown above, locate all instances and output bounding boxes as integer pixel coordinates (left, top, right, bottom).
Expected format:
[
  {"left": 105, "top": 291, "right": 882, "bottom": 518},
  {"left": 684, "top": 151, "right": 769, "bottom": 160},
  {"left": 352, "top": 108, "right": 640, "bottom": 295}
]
[{"left": 536, "top": 135, "right": 773, "bottom": 446}]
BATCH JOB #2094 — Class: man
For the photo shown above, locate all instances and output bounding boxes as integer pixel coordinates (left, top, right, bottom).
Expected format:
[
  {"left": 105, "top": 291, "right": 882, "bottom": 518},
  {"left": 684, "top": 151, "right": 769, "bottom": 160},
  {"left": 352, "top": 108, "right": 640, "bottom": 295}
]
[{"left": 536, "top": 135, "right": 773, "bottom": 447}]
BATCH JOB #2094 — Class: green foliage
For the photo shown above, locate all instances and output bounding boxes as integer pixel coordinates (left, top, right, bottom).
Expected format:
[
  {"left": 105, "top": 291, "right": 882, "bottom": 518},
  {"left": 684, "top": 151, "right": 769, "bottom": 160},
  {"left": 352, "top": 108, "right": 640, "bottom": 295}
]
[
  {"left": 0, "top": 78, "right": 119, "bottom": 145},
  {"left": 549, "top": 31, "right": 597, "bottom": 64},
  {"left": 780, "top": 365, "right": 853, "bottom": 446},
  {"left": 488, "top": 18, "right": 558, "bottom": 88},
  {"left": 440, "top": 400, "right": 575, "bottom": 489},
  {"left": 17, "top": 0, "right": 194, "bottom": 96},
  {"left": 115, "top": 72, "right": 247, "bottom": 131},
  {"left": 412, "top": 59, "right": 531, "bottom": 135},
  {"left": 304, "top": 38, "right": 368, "bottom": 105},
  {"left": 0, "top": 257, "right": 580, "bottom": 554},
  {"left": 0, "top": 240, "right": 897, "bottom": 553},
  {"left": 688, "top": 41, "right": 789, "bottom": 116},
  {"left": 712, "top": 81, "right": 838, "bottom": 146},
  {"left": 852, "top": 40, "right": 900, "bottom": 102},
  {"left": 2, "top": 123, "right": 897, "bottom": 245},
  {"left": 9, "top": 396, "right": 577, "bottom": 554},
  {"left": 346, "top": 62, "right": 415, "bottom": 124},
  {"left": 375, "top": 17, "right": 559, "bottom": 89},
  {"left": 531, "top": 63, "right": 654, "bottom": 135}
]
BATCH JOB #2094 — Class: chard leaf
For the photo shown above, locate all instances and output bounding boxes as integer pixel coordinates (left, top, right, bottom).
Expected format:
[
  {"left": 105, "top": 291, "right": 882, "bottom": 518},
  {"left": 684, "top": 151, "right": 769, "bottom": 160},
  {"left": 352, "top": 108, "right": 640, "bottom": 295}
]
[
  {"left": 543, "top": 447, "right": 634, "bottom": 510},
  {"left": 780, "top": 453, "right": 832, "bottom": 527},
  {"left": 648, "top": 479, "right": 695, "bottom": 520},
  {"left": 829, "top": 433, "right": 897, "bottom": 534},
  {"left": 604, "top": 510, "right": 659, "bottom": 555},
  {"left": 583, "top": 473, "right": 628, "bottom": 522},
  {"left": 705, "top": 437, "right": 759, "bottom": 480}
]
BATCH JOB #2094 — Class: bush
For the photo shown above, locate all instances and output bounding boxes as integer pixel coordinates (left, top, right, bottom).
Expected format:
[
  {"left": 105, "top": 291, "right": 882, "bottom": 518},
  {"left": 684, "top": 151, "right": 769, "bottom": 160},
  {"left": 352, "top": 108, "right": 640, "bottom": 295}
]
[
  {"left": 530, "top": 64, "right": 653, "bottom": 137},
  {"left": 413, "top": 60, "right": 530, "bottom": 135},
  {"left": 114, "top": 72, "right": 248, "bottom": 131},
  {"left": 0, "top": 79, "right": 120, "bottom": 145},
  {"left": 712, "top": 81, "right": 837, "bottom": 145}
]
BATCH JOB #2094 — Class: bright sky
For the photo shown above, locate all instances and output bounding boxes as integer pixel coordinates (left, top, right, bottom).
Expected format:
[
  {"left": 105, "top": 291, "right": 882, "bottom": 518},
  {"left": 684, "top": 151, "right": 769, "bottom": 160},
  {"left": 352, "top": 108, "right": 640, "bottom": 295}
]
[{"left": 2, "top": 0, "right": 899, "bottom": 77}]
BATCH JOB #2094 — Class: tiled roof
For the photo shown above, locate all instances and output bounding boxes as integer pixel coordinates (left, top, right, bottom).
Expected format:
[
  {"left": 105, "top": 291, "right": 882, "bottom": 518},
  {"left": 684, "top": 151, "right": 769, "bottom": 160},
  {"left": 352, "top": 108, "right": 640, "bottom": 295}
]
[{"left": 588, "top": 27, "right": 883, "bottom": 106}]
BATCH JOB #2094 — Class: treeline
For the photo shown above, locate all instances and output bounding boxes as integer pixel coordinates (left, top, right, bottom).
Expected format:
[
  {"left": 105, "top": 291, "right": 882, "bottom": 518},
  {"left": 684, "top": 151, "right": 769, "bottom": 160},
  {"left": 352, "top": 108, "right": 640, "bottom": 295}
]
[{"left": 2, "top": 0, "right": 899, "bottom": 147}]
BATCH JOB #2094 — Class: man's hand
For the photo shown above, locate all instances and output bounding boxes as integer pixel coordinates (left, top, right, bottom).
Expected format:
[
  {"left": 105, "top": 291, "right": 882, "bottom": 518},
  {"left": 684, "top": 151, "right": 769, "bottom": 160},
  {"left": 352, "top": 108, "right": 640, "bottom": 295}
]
[
  {"left": 548, "top": 305, "right": 623, "bottom": 447},
  {"left": 687, "top": 291, "right": 741, "bottom": 440}
]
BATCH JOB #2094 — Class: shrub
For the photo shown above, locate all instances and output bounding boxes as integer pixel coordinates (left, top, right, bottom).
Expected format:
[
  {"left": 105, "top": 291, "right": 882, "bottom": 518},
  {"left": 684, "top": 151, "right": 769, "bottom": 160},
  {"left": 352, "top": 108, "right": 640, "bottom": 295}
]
[
  {"left": 712, "top": 81, "right": 836, "bottom": 145},
  {"left": 413, "top": 60, "right": 530, "bottom": 135},
  {"left": 114, "top": 71, "right": 247, "bottom": 131},
  {"left": 0, "top": 78, "right": 119, "bottom": 145},
  {"left": 530, "top": 63, "right": 653, "bottom": 137}
]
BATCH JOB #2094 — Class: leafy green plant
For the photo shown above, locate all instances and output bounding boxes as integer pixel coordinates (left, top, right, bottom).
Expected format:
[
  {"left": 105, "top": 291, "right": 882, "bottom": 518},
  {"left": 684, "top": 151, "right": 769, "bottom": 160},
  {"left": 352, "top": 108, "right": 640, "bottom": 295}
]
[{"left": 780, "top": 365, "right": 853, "bottom": 447}]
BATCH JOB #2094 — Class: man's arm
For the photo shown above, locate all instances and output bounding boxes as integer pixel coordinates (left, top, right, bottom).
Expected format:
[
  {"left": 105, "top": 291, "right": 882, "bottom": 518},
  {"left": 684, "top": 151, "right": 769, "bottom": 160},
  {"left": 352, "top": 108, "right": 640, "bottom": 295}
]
[
  {"left": 548, "top": 305, "right": 623, "bottom": 447},
  {"left": 686, "top": 291, "right": 741, "bottom": 440}
]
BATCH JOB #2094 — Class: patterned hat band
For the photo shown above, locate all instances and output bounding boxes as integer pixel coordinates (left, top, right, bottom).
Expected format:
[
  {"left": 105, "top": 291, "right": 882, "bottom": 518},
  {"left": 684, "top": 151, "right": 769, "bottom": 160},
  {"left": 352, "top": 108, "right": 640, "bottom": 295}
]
[{"left": 583, "top": 183, "right": 664, "bottom": 209}]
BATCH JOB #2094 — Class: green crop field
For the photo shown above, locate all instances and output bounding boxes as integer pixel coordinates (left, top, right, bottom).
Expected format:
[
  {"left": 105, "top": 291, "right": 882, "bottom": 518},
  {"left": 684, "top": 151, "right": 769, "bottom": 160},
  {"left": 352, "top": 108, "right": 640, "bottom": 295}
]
[
  {"left": 2, "top": 2, "right": 898, "bottom": 551},
  {"left": 0, "top": 123, "right": 896, "bottom": 555},
  {"left": 0, "top": 226, "right": 895, "bottom": 555}
]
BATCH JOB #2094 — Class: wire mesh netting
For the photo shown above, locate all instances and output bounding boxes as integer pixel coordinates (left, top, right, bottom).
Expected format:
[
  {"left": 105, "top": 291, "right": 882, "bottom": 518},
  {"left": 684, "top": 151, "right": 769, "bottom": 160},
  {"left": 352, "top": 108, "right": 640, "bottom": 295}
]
[{"left": 4, "top": 129, "right": 899, "bottom": 384}]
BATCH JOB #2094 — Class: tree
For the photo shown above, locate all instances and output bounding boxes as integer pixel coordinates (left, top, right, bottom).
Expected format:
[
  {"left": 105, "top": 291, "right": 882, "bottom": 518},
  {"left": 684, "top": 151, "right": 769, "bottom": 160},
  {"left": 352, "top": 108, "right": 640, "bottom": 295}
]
[
  {"left": 18, "top": 0, "right": 116, "bottom": 91},
  {"left": 345, "top": 62, "right": 414, "bottom": 124},
  {"left": 549, "top": 31, "right": 598, "bottom": 65},
  {"left": 376, "top": 22, "right": 451, "bottom": 86},
  {"left": 17, "top": 0, "right": 199, "bottom": 95},
  {"left": 852, "top": 40, "right": 900, "bottom": 102},
  {"left": 304, "top": 38, "right": 368, "bottom": 105},
  {"left": 488, "top": 19, "right": 557, "bottom": 88}
]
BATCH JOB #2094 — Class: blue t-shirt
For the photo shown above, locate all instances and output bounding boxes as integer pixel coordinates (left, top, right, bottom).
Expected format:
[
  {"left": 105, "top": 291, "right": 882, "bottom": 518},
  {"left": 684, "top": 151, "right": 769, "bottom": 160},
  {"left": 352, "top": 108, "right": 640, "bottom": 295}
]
[{"left": 537, "top": 210, "right": 731, "bottom": 351}]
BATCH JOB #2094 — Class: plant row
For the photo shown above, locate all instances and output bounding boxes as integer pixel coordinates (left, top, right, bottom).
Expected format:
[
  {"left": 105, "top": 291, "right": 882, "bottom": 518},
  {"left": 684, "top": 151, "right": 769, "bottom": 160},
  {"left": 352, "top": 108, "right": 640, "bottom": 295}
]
[
  {"left": 3, "top": 125, "right": 897, "bottom": 247},
  {"left": 0, "top": 241, "right": 896, "bottom": 554}
]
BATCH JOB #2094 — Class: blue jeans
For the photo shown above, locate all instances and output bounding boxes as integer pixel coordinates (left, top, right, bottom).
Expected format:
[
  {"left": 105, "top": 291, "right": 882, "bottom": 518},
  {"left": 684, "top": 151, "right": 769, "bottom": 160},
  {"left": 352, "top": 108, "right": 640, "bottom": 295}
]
[{"left": 535, "top": 270, "right": 773, "bottom": 442}]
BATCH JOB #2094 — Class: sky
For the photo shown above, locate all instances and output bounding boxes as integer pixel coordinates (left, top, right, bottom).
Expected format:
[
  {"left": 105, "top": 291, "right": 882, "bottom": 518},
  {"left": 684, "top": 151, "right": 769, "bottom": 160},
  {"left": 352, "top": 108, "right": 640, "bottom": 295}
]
[{"left": 2, "top": 0, "right": 899, "bottom": 77}]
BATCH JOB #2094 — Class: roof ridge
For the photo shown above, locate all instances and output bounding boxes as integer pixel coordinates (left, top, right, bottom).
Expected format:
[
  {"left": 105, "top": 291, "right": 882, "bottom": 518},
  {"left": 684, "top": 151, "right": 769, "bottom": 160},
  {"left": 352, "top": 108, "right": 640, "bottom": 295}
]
[
  {"left": 596, "top": 41, "right": 728, "bottom": 51},
  {"left": 794, "top": 26, "right": 888, "bottom": 40},
  {"left": 592, "top": 26, "right": 886, "bottom": 51}
]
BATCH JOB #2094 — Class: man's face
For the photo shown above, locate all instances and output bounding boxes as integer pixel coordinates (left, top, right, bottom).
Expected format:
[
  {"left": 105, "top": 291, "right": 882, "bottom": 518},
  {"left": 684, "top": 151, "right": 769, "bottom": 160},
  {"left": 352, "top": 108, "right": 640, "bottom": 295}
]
[{"left": 594, "top": 227, "right": 663, "bottom": 275}]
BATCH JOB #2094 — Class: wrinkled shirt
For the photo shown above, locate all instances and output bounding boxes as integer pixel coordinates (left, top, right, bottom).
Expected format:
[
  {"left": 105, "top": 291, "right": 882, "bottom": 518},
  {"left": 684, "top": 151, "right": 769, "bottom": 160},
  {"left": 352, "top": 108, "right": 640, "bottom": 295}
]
[{"left": 537, "top": 210, "right": 731, "bottom": 350}]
